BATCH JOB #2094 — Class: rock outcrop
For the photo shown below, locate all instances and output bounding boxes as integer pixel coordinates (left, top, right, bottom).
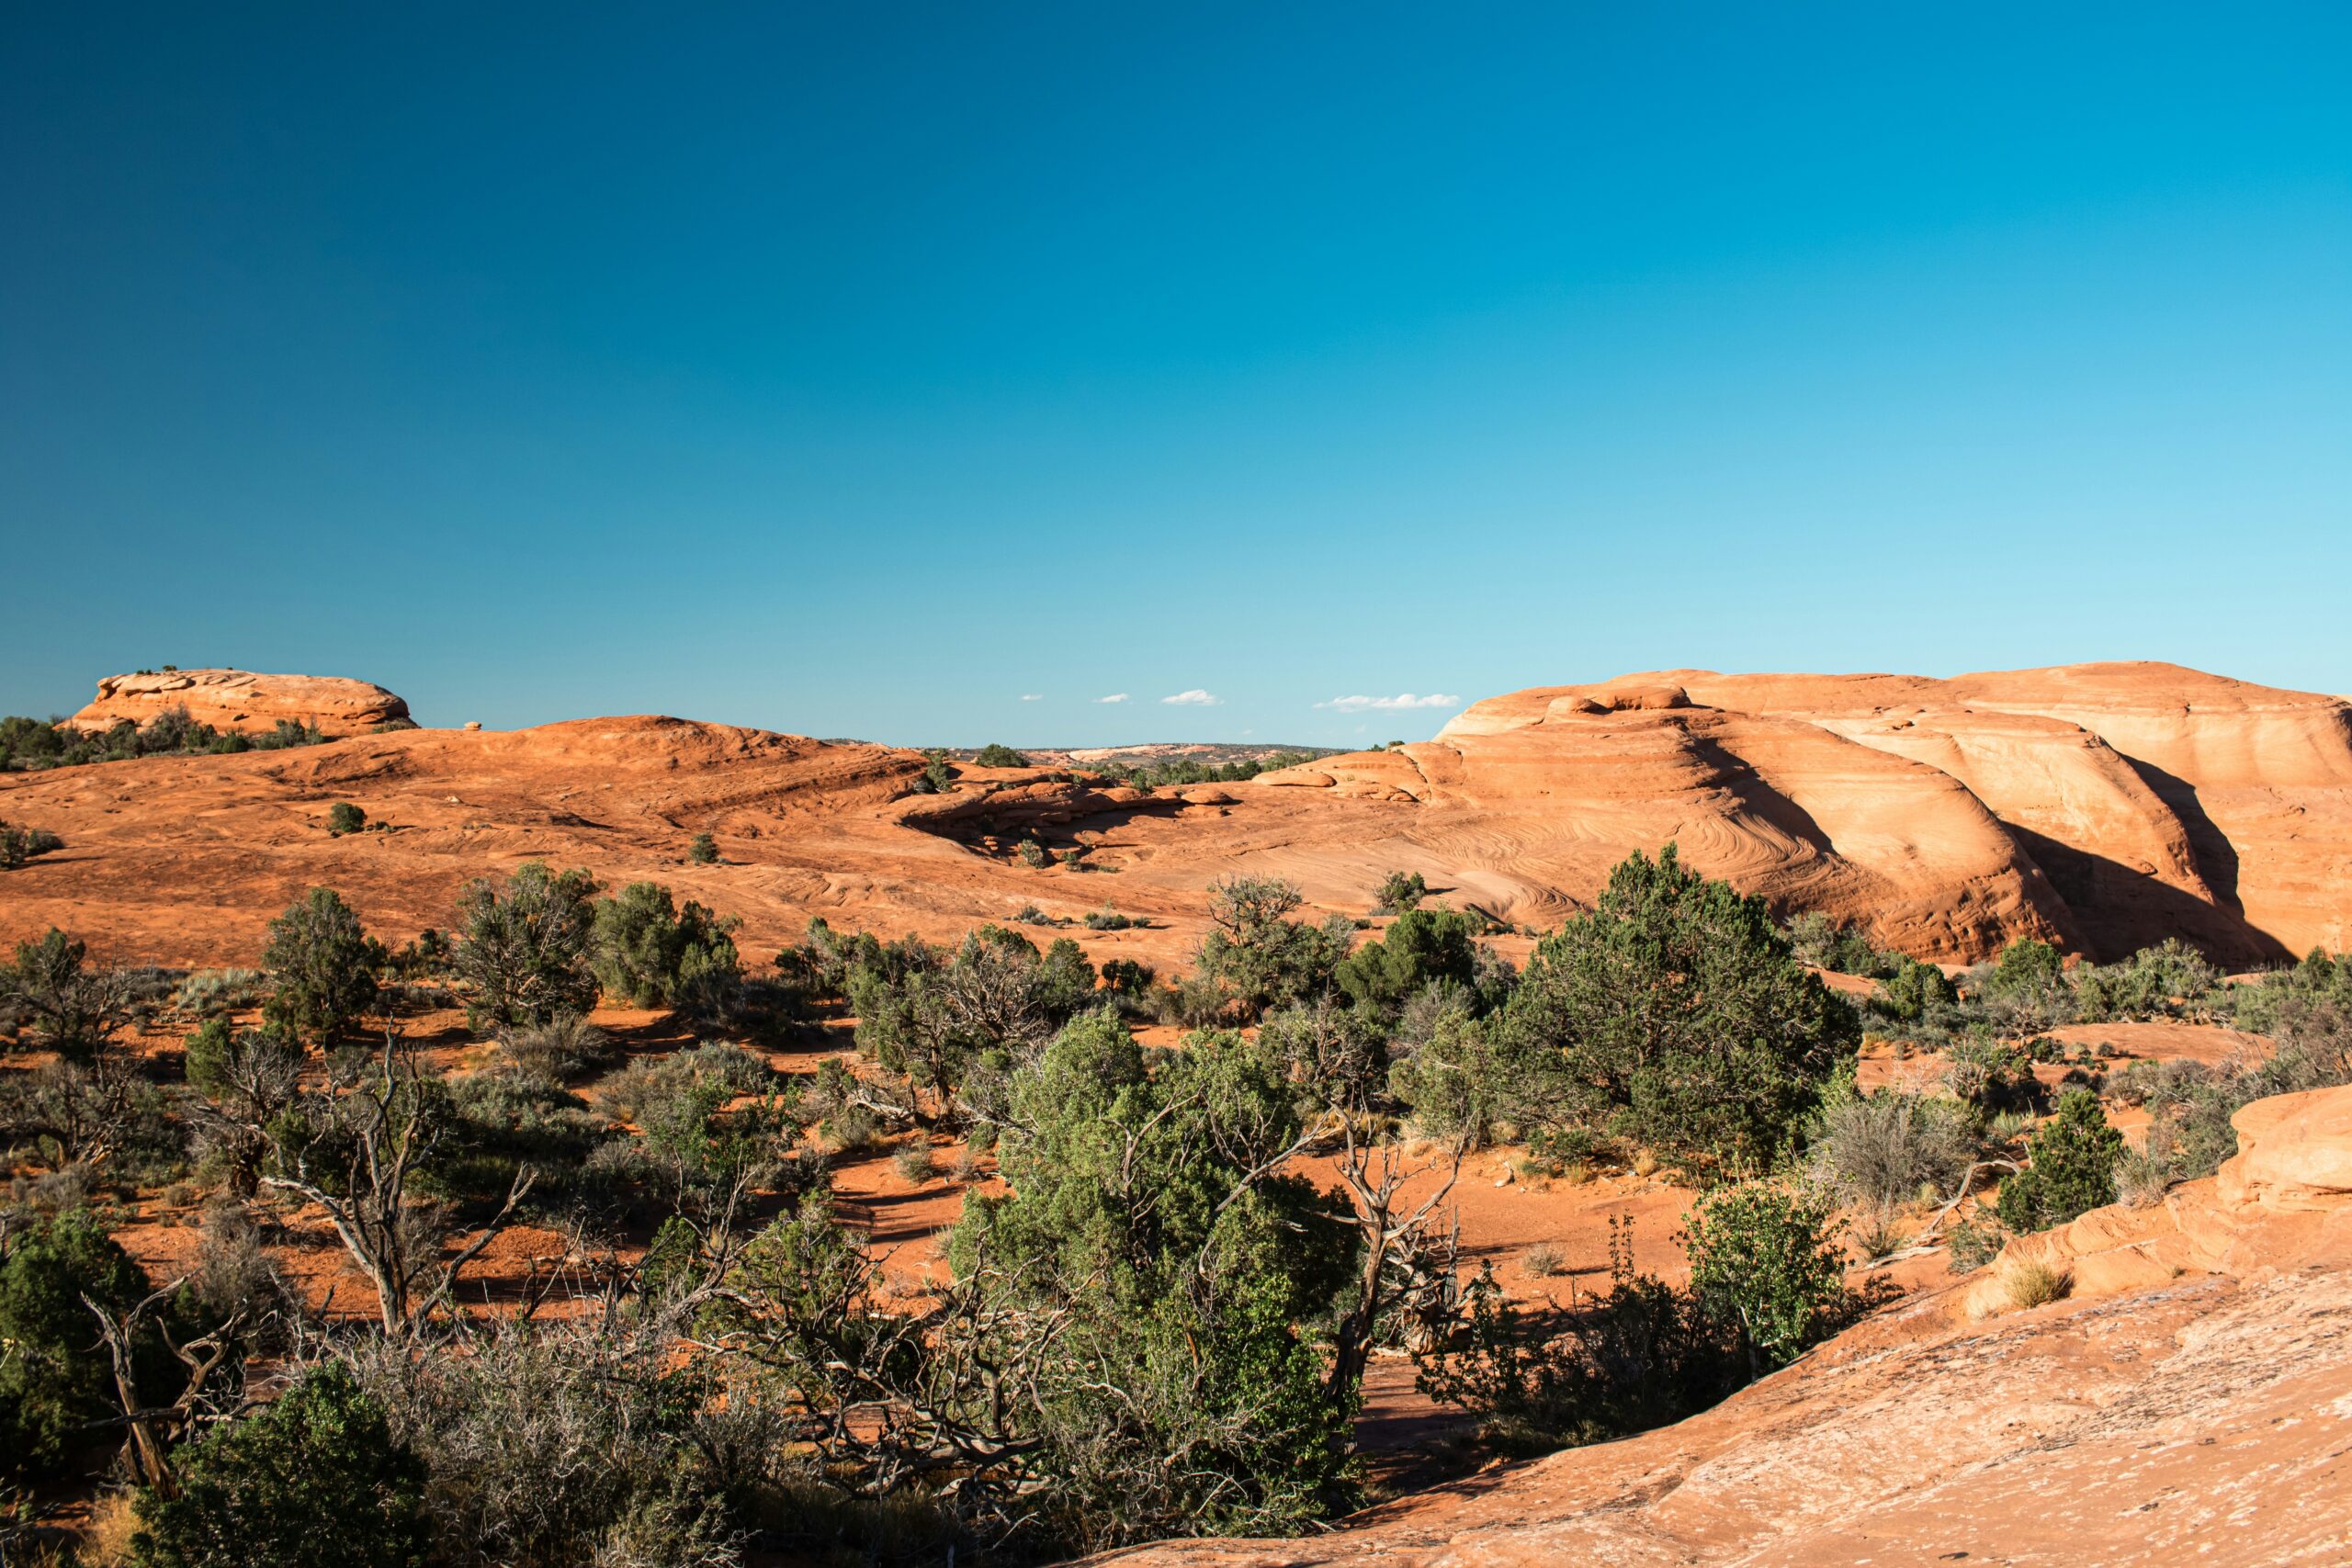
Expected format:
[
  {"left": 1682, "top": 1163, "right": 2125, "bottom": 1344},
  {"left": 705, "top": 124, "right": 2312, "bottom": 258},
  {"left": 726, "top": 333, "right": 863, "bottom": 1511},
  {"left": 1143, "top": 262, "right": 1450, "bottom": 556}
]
[
  {"left": 1261, "top": 662, "right": 2352, "bottom": 963},
  {"left": 1098, "top": 1085, "right": 2352, "bottom": 1567},
  {"left": 66, "top": 669, "right": 412, "bottom": 737}
]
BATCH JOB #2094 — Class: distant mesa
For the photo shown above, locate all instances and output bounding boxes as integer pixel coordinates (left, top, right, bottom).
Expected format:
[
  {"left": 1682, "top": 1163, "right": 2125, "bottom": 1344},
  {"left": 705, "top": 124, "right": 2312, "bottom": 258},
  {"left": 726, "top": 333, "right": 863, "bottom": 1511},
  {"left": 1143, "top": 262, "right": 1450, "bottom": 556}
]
[{"left": 66, "top": 668, "right": 412, "bottom": 738}]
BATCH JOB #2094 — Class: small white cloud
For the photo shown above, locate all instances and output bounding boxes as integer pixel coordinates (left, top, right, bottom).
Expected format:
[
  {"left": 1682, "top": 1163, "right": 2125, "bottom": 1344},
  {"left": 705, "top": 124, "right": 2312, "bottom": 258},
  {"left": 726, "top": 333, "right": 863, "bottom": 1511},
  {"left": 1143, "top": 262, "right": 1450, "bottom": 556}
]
[
  {"left": 1096, "top": 693, "right": 1131, "bottom": 704},
  {"left": 1315, "top": 692, "right": 1461, "bottom": 713},
  {"left": 1020, "top": 694, "right": 1043, "bottom": 702},
  {"left": 1161, "top": 689, "right": 1220, "bottom": 706}
]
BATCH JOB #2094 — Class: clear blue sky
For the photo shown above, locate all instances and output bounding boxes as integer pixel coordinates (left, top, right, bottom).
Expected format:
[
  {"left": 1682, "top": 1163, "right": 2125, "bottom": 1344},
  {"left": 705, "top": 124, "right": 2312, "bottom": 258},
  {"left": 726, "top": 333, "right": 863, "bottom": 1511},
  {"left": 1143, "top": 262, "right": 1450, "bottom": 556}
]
[{"left": 4, "top": 4, "right": 2346, "bottom": 746}]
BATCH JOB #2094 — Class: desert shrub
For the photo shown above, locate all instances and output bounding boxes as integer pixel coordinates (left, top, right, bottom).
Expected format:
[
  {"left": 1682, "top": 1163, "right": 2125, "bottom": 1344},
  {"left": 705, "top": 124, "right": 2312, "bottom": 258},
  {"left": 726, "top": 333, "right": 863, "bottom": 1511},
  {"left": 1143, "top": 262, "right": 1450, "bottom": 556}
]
[
  {"left": 1082, "top": 906, "right": 1135, "bottom": 931},
  {"left": 974, "top": 743, "right": 1028, "bottom": 768},
  {"left": 1995, "top": 1089, "right": 2123, "bottom": 1233},
  {"left": 1500, "top": 846, "right": 1859, "bottom": 1177},
  {"left": 4, "top": 928, "right": 133, "bottom": 1061},
  {"left": 1193, "top": 876, "right": 1354, "bottom": 1021},
  {"left": 1871, "top": 954, "right": 1961, "bottom": 1027},
  {"left": 891, "top": 1141, "right": 934, "bottom": 1185},
  {"left": 1012, "top": 904, "right": 1054, "bottom": 926},
  {"left": 1785, "top": 912, "right": 1892, "bottom": 976},
  {"left": 1970, "top": 936, "right": 2075, "bottom": 1031},
  {"left": 326, "top": 802, "right": 368, "bottom": 837},
  {"left": 1682, "top": 1182, "right": 1854, "bottom": 1376},
  {"left": 1100, "top": 957, "right": 1155, "bottom": 1006},
  {"left": 1944, "top": 1213, "right": 2006, "bottom": 1271},
  {"left": 261, "top": 888, "right": 383, "bottom": 1043},
  {"left": 922, "top": 753, "right": 954, "bottom": 792},
  {"left": 1414, "top": 1216, "right": 1741, "bottom": 1455},
  {"left": 171, "top": 967, "right": 264, "bottom": 1019},
  {"left": 1808, "top": 1086, "right": 1976, "bottom": 1213},
  {"left": 593, "top": 882, "right": 743, "bottom": 1019},
  {"left": 1333, "top": 907, "right": 1480, "bottom": 1016},
  {"left": 2226, "top": 948, "right": 2352, "bottom": 1034},
  {"left": 1521, "top": 1242, "right": 1566, "bottom": 1278},
  {"left": 434, "top": 1068, "right": 615, "bottom": 1211},
  {"left": 594, "top": 1043, "right": 802, "bottom": 1210},
  {"left": 1387, "top": 1006, "right": 1513, "bottom": 1145},
  {"left": 840, "top": 928, "right": 1097, "bottom": 1122},
  {"left": 941, "top": 1016, "right": 1359, "bottom": 1548},
  {"left": 1257, "top": 997, "right": 1389, "bottom": 1112},
  {"left": 2072, "top": 939, "right": 2222, "bottom": 1022},
  {"left": 1940, "top": 1027, "right": 2041, "bottom": 1113},
  {"left": 2113, "top": 1145, "right": 2172, "bottom": 1209},
  {"left": 496, "top": 1014, "right": 615, "bottom": 1083},
  {"left": 1373, "top": 870, "right": 1427, "bottom": 913},
  {"left": 130, "top": 1360, "right": 428, "bottom": 1568},
  {"left": 687, "top": 832, "right": 718, "bottom": 864},
  {"left": 0, "top": 1210, "right": 160, "bottom": 1476},
  {"left": 452, "top": 863, "right": 602, "bottom": 1032},
  {"left": 0, "top": 820, "right": 65, "bottom": 870}
]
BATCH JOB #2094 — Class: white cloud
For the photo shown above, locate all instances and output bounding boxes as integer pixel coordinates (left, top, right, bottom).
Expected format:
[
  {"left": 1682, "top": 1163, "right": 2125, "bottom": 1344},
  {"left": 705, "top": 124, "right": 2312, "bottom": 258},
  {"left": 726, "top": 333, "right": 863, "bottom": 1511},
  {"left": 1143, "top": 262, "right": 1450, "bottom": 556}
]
[
  {"left": 1315, "top": 692, "right": 1461, "bottom": 713},
  {"left": 1096, "top": 693, "right": 1131, "bottom": 704},
  {"left": 1020, "top": 694, "right": 1043, "bottom": 702},
  {"left": 1161, "top": 689, "right": 1220, "bottom": 706}
]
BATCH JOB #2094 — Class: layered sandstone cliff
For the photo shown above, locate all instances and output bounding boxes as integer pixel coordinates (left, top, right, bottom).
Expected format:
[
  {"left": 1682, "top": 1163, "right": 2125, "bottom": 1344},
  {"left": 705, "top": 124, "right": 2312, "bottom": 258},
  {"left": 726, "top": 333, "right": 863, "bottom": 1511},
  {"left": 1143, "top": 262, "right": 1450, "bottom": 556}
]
[
  {"left": 66, "top": 668, "right": 412, "bottom": 737},
  {"left": 1261, "top": 663, "right": 2352, "bottom": 963}
]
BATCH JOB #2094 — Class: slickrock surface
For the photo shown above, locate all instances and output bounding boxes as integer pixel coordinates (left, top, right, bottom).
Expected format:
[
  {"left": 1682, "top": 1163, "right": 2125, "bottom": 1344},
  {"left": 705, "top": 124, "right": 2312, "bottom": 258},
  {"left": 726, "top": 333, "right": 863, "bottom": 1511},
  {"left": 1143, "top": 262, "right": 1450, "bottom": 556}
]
[
  {"left": 1261, "top": 662, "right": 2352, "bottom": 963},
  {"left": 66, "top": 668, "right": 412, "bottom": 736},
  {"left": 1096, "top": 1086, "right": 2352, "bottom": 1567}
]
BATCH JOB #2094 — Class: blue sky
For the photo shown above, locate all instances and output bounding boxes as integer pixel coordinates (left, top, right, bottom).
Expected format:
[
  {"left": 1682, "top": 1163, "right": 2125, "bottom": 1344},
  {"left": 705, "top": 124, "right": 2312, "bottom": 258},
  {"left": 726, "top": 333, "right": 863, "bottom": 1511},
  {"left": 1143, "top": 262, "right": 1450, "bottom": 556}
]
[{"left": 4, "top": 4, "right": 2346, "bottom": 745}]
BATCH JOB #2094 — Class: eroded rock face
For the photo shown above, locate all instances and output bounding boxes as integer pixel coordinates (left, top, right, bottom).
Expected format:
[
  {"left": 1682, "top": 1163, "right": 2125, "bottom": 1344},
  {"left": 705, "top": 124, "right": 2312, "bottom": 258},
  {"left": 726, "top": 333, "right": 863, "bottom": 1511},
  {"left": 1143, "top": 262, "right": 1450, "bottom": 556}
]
[
  {"left": 1096, "top": 1086, "right": 2352, "bottom": 1568},
  {"left": 1261, "top": 662, "right": 2352, "bottom": 963},
  {"left": 66, "top": 669, "right": 412, "bottom": 737}
]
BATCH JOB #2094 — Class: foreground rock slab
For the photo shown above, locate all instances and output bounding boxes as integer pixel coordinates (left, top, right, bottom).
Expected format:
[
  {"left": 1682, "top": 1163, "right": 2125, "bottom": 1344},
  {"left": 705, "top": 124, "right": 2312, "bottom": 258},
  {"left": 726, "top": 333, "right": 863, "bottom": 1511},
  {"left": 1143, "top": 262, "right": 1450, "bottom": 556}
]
[{"left": 1097, "top": 1088, "right": 2352, "bottom": 1566}]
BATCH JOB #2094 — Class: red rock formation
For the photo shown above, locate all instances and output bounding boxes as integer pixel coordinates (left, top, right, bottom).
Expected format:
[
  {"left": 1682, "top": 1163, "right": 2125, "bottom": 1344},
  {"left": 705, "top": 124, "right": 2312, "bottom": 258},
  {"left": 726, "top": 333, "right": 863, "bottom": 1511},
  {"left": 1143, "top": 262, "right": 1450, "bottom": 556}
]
[
  {"left": 66, "top": 668, "right": 412, "bottom": 737},
  {"left": 1262, "top": 662, "right": 2352, "bottom": 963}
]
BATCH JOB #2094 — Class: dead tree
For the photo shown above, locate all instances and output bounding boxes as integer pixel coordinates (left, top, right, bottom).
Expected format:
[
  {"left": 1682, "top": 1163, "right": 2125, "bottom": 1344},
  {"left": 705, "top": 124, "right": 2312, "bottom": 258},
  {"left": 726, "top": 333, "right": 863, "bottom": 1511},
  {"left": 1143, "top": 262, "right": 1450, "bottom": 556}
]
[
  {"left": 1323, "top": 1119, "right": 1464, "bottom": 1398},
  {"left": 81, "top": 1280, "right": 252, "bottom": 1496},
  {"left": 259, "top": 1030, "right": 534, "bottom": 1333}
]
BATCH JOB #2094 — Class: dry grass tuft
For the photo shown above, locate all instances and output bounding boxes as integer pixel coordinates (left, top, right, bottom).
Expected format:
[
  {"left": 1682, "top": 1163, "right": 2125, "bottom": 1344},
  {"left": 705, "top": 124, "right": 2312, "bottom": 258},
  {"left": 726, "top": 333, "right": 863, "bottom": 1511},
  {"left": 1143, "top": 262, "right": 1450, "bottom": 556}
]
[
  {"left": 2002, "top": 1257, "right": 2073, "bottom": 1310},
  {"left": 1521, "top": 1242, "right": 1567, "bottom": 1279}
]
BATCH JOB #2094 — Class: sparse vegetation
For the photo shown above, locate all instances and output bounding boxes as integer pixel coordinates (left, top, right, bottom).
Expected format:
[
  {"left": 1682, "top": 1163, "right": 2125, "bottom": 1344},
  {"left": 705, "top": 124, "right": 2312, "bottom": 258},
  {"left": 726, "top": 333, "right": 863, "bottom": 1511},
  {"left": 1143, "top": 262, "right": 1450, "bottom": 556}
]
[
  {"left": 1374, "top": 869, "right": 1427, "bottom": 913},
  {"left": 0, "top": 820, "right": 64, "bottom": 870},
  {"left": 973, "top": 742, "right": 1029, "bottom": 767},
  {"left": 687, "top": 831, "right": 718, "bottom": 864},
  {"left": 326, "top": 802, "right": 368, "bottom": 836}
]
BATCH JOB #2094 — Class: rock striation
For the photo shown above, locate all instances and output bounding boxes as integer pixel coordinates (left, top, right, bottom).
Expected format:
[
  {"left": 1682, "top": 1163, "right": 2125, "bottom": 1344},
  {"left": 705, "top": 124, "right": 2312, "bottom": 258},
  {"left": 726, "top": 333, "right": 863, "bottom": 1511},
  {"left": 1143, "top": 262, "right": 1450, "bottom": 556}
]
[
  {"left": 66, "top": 669, "right": 412, "bottom": 737},
  {"left": 1261, "top": 662, "right": 2352, "bottom": 963}
]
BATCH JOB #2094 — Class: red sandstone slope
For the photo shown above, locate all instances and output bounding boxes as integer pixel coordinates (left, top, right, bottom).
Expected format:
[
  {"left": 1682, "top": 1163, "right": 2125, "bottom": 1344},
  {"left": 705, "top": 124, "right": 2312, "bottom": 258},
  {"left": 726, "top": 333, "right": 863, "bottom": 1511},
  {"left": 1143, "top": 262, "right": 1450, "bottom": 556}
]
[
  {"left": 66, "top": 668, "right": 412, "bottom": 736},
  {"left": 1261, "top": 662, "right": 2352, "bottom": 963},
  {"left": 1098, "top": 1086, "right": 2352, "bottom": 1567}
]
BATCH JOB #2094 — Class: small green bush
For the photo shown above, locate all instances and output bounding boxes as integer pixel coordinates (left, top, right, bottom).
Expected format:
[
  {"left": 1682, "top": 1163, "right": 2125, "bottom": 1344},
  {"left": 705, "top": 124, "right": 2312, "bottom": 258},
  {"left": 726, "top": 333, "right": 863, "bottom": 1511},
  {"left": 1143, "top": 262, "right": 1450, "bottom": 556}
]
[
  {"left": 1682, "top": 1181, "right": 1853, "bottom": 1374},
  {"left": 686, "top": 832, "right": 718, "bottom": 864},
  {"left": 261, "top": 888, "right": 383, "bottom": 1043},
  {"left": 130, "top": 1361, "right": 429, "bottom": 1568},
  {"left": 1996, "top": 1089, "right": 2123, "bottom": 1233},
  {"left": 325, "top": 802, "right": 367, "bottom": 837},
  {"left": 1374, "top": 869, "right": 1427, "bottom": 913},
  {"left": 974, "top": 743, "right": 1029, "bottom": 768}
]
